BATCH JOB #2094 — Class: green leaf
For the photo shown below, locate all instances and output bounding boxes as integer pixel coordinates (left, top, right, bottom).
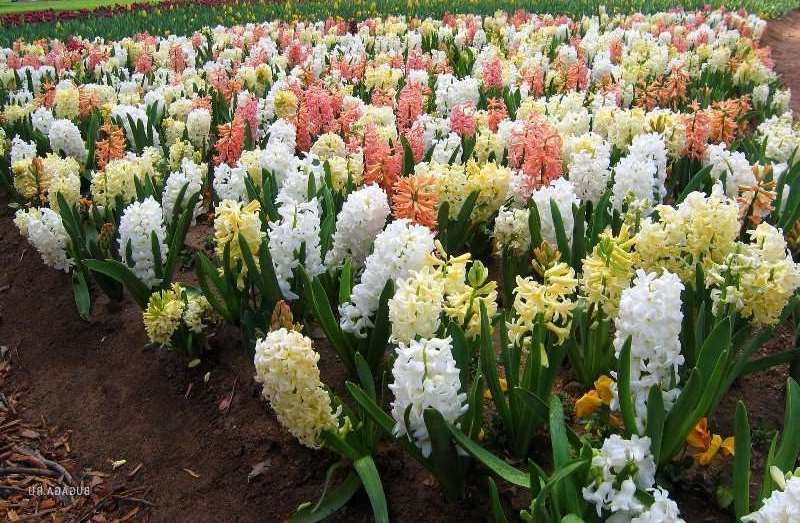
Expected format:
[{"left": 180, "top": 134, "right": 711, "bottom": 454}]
[
  {"left": 678, "top": 165, "right": 712, "bottom": 202},
  {"left": 290, "top": 471, "right": 361, "bottom": 523},
  {"left": 424, "top": 408, "right": 464, "bottom": 500},
  {"left": 550, "top": 199, "right": 571, "bottom": 263},
  {"left": 353, "top": 456, "right": 389, "bottom": 523},
  {"left": 84, "top": 259, "right": 151, "bottom": 308},
  {"left": 367, "top": 280, "right": 394, "bottom": 372},
  {"left": 549, "top": 395, "right": 582, "bottom": 516},
  {"left": 339, "top": 259, "right": 353, "bottom": 304},
  {"left": 645, "top": 386, "right": 665, "bottom": 465},
  {"left": 480, "top": 301, "right": 512, "bottom": 431},
  {"left": 72, "top": 270, "right": 91, "bottom": 320},
  {"left": 445, "top": 423, "right": 529, "bottom": 488},
  {"left": 617, "top": 337, "right": 639, "bottom": 437},
  {"left": 488, "top": 478, "right": 508, "bottom": 523},
  {"left": 734, "top": 401, "right": 751, "bottom": 519}
]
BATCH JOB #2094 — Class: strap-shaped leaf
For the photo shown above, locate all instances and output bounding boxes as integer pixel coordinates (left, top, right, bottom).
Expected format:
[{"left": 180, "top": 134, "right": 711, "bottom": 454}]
[
  {"left": 445, "top": 422, "right": 529, "bottom": 487},
  {"left": 290, "top": 471, "right": 361, "bottom": 523},
  {"left": 734, "top": 401, "right": 751, "bottom": 519},
  {"left": 645, "top": 386, "right": 665, "bottom": 465},
  {"left": 84, "top": 259, "right": 151, "bottom": 308},
  {"left": 353, "top": 456, "right": 389, "bottom": 523},
  {"left": 488, "top": 478, "right": 508, "bottom": 523},
  {"left": 616, "top": 337, "right": 639, "bottom": 437}
]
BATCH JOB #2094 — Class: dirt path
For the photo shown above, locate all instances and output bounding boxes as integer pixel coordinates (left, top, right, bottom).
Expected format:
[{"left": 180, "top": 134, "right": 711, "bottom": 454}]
[{"left": 764, "top": 10, "right": 800, "bottom": 115}]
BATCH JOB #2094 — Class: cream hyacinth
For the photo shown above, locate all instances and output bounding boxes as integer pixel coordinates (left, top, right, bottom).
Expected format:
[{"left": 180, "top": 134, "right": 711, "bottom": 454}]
[
  {"left": 213, "top": 199, "right": 265, "bottom": 287},
  {"left": 253, "top": 328, "right": 340, "bottom": 449}
]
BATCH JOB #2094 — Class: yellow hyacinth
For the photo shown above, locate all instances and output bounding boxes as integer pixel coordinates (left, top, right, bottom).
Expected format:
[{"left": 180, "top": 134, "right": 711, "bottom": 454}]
[{"left": 213, "top": 199, "right": 265, "bottom": 288}]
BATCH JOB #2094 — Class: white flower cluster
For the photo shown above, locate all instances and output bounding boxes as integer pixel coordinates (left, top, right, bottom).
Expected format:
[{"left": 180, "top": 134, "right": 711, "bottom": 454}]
[
  {"left": 530, "top": 178, "right": 580, "bottom": 248},
  {"left": 325, "top": 184, "right": 391, "bottom": 270},
  {"left": 49, "top": 119, "right": 87, "bottom": 162},
  {"left": 631, "top": 487, "right": 685, "bottom": 523},
  {"left": 117, "top": 196, "right": 169, "bottom": 288},
  {"left": 705, "top": 143, "right": 755, "bottom": 197},
  {"left": 434, "top": 74, "right": 480, "bottom": 114},
  {"left": 613, "top": 270, "right": 685, "bottom": 431},
  {"left": 14, "top": 207, "right": 72, "bottom": 271},
  {"left": 757, "top": 114, "right": 800, "bottom": 165},
  {"left": 567, "top": 137, "right": 612, "bottom": 205},
  {"left": 213, "top": 162, "right": 248, "bottom": 202},
  {"left": 340, "top": 219, "right": 436, "bottom": 337},
  {"left": 582, "top": 434, "right": 658, "bottom": 519},
  {"left": 186, "top": 108, "right": 212, "bottom": 149},
  {"left": 162, "top": 158, "right": 205, "bottom": 224},
  {"left": 268, "top": 198, "right": 324, "bottom": 300},
  {"left": 389, "top": 337, "right": 468, "bottom": 457},
  {"left": 743, "top": 474, "right": 800, "bottom": 523},
  {"left": 10, "top": 136, "right": 37, "bottom": 164},
  {"left": 493, "top": 206, "right": 531, "bottom": 255},
  {"left": 612, "top": 133, "right": 669, "bottom": 212}
]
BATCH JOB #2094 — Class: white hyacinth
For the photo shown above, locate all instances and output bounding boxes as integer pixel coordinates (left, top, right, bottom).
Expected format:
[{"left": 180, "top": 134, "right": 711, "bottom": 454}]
[
  {"left": 118, "top": 197, "right": 169, "bottom": 288},
  {"left": 389, "top": 337, "right": 468, "bottom": 457},
  {"left": 49, "top": 119, "right": 87, "bottom": 162},
  {"left": 568, "top": 143, "right": 612, "bottom": 205},
  {"left": 705, "top": 143, "right": 756, "bottom": 198},
  {"left": 743, "top": 474, "right": 800, "bottom": 523},
  {"left": 530, "top": 178, "right": 580, "bottom": 248},
  {"left": 324, "top": 184, "right": 390, "bottom": 270},
  {"left": 582, "top": 434, "right": 657, "bottom": 518},
  {"left": 613, "top": 270, "right": 684, "bottom": 431},
  {"left": 213, "top": 162, "right": 248, "bottom": 202},
  {"left": 14, "top": 207, "right": 72, "bottom": 272},
  {"left": 162, "top": 158, "right": 205, "bottom": 224},
  {"left": 339, "top": 219, "right": 436, "bottom": 337},
  {"left": 268, "top": 198, "right": 324, "bottom": 300},
  {"left": 493, "top": 206, "right": 531, "bottom": 255},
  {"left": 10, "top": 136, "right": 37, "bottom": 164},
  {"left": 185, "top": 108, "right": 212, "bottom": 149},
  {"left": 631, "top": 487, "right": 686, "bottom": 523},
  {"left": 611, "top": 154, "right": 661, "bottom": 213}
]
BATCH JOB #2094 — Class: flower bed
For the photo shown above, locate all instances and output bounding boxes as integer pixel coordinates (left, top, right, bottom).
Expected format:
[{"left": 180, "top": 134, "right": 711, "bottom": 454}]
[{"left": 4, "top": 7, "right": 800, "bottom": 521}]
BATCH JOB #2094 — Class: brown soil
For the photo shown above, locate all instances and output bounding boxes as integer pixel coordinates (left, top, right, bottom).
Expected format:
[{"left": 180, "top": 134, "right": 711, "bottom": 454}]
[
  {"left": 3, "top": 11, "right": 800, "bottom": 523},
  {"left": 764, "top": 10, "right": 800, "bottom": 116}
]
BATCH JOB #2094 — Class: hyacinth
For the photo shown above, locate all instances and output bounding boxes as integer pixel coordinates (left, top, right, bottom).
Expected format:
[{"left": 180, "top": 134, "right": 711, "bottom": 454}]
[
  {"left": 493, "top": 206, "right": 531, "bottom": 255},
  {"left": 389, "top": 337, "right": 468, "bottom": 457},
  {"left": 325, "top": 184, "right": 390, "bottom": 270},
  {"left": 709, "top": 222, "right": 800, "bottom": 326},
  {"left": 530, "top": 178, "right": 581, "bottom": 249},
  {"left": 40, "top": 154, "right": 81, "bottom": 213},
  {"left": 118, "top": 197, "right": 169, "bottom": 289},
  {"left": 49, "top": 119, "right": 88, "bottom": 163},
  {"left": 742, "top": 473, "right": 800, "bottom": 523},
  {"left": 705, "top": 143, "right": 756, "bottom": 198},
  {"left": 442, "top": 258, "right": 498, "bottom": 339},
  {"left": 143, "top": 283, "right": 186, "bottom": 346},
  {"left": 340, "top": 219, "right": 436, "bottom": 337},
  {"left": 507, "top": 119, "right": 563, "bottom": 198},
  {"left": 636, "top": 189, "right": 740, "bottom": 283},
  {"left": 186, "top": 108, "right": 212, "bottom": 149},
  {"left": 268, "top": 199, "right": 324, "bottom": 300},
  {"left": 567, "top": 143, "right": 612, "bottom": 205},
  {"left": 388, "top": 265, "right": 446, "bottom": 344},
  {"left": 392, "top": 174, "right": 439, "bottom": 229},
  {"left": 90, "top": 158, "right": 139, "bottom": 208},
  {"left": 213, "top": 162, "right": 248, "bottom": 202},
  {"left": 14, "top": 207, "right": 72, "bottom": 272},
  {"left": 613, "top": 270, "right": 684, "bottom": 431},
  {"left": 213, "top": 199, "right": 265, "bottom": 287},
  {"left": 253, "top": 328, "right": 340, "bottom": 449},
  {"left": 432, "top": 159, "right": 511, "bottom": 224},
  {"left": 582, "top": 224, "right": 638, "bottom": 317},
  {"left": 162, "top": 158, "right": 206, "bottom": 224},
  {"left": 631, "top": 488, "right": 685, "bottom": 523},
  {"left": 611, "top": 154, "right": 661, "bottom": 213},
  {"left": 509, "top": 262, "right": 578, "bottom": 347},
  {"left": 756, "top": 114, "right": 800, "bottom": 165},
  {"left": 582, "top": 434, "right": 657, "bottom": 519}
]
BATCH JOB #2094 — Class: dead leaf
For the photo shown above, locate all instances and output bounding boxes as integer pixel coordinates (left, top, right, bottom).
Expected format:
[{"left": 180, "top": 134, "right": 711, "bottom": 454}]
[
  {"left": 110, "top": 459, "right": 127, "bottom": 470},
  {"left": 183, "top": 468, "right": 200, "bottom": 478},
  {"left": 247, "top": 460, "right": 271, "bottom": 482},
  {"left": 40, "top": 498, "right": 56, "bottom": 509},
  {"left": 20, "top": 429, "right": 40, "bottom": 439}
]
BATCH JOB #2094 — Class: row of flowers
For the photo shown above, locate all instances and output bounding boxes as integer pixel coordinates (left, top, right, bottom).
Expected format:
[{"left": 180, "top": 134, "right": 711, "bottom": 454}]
[{"left": 4, "top": 7, "right": 800, "bottom": 521}]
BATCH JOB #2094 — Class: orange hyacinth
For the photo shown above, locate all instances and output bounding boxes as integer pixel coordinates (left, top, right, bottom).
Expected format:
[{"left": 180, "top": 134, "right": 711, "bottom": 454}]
[
  {"left": 213, "top": 116, "right": 246, "bottom": 166},
  {"left": 392, "top": 174, "right": 439, "bottom": 229},
  {"left": 94, "top": 122, "right": 126, "bottom": 170}
]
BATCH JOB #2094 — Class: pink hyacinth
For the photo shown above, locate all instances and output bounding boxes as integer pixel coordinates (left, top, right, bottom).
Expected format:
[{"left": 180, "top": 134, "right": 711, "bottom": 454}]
[
  {"left": 508, "top": 119, "right": 563, "bottom": 193},
  {"left": 449, "top": 103, "right": 477, "bottom": 139},
  {"left": 482, "top": 57, "right": 503, "bottom": 91},
  {"left": 363, "top": 124, "right": 401, "bottom": 195},
  {"left": 397, "top": 81, "right": 427, "bottom": 129},
  {"left": 234, "top": 94, "right": 259, "bottom": 141},
  {"left": 135, "top": 51, "right": 153, "bottom": 75}
]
